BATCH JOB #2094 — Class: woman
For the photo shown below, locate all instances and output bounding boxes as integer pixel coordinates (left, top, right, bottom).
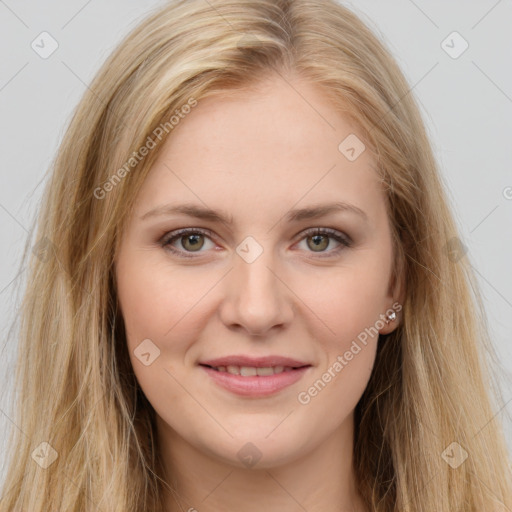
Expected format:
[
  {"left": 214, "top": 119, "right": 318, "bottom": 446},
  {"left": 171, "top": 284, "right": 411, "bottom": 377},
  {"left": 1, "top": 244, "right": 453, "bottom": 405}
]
[{"left": 1, "top": 0, "right": 511, "bottom": 510}]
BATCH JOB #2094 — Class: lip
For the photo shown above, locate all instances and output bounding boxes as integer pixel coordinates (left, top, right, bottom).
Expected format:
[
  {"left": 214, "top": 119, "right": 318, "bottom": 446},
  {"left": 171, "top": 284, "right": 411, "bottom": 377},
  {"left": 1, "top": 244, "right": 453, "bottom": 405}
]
[
  {"left": 201, "top": 366, "right": 311, "bottom": 397},
  {"left": 200, "top": 355, "right": 310, "bottom": 368},
  {"left": 199, "top": 354, "right": 312, "bottom": 397}
]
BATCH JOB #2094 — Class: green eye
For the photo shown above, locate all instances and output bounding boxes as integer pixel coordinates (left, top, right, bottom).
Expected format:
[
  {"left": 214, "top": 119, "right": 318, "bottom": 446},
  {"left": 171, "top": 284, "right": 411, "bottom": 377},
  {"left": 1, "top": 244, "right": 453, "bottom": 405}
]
[
  {"left": 161, "top": 228, "right": 215, "bottom": 258},
  {"left": 299, "top": 228, "right": 352, "bottom": 256}
]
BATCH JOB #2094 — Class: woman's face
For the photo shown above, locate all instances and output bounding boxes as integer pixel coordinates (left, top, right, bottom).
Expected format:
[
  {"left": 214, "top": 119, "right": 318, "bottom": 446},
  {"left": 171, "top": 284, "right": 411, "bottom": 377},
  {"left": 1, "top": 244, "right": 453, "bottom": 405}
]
[{"left": 115, "top": 74, "right": 401, "bottom": 469}]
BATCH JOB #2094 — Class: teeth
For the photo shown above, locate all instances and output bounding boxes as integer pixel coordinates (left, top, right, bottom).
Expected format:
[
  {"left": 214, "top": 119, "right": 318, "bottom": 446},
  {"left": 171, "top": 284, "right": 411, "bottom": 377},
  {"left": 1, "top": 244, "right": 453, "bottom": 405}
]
[
  {"left": 256, "top": 367, "right": 274, "bottom": 376},
  {"left": 213, "top": 365, "right": 295, "bottom": 376},
  {"left": 240, "top": 366, "right": 257, "bottom": 376}
]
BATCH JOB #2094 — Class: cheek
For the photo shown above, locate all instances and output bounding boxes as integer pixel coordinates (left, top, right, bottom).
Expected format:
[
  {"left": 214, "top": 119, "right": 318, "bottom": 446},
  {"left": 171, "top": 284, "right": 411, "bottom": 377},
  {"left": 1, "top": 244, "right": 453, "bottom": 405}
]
[
  {"left": 115, "top": 254, "right": 223, "bottom": 412},
  {"left": 116, "top": 252, "right": 211, "bottom": 342},
  {"left": 115, "top": 256, "right": 204, "bottom": 412},
  {"left": 294, "top": 271, "right": 382, "bottom": 428},
  {"left": 294, "top": 258, "right": 390, "bottom": 345},
  {"left": 289, "top": 258, "right": 387, "bottom": 406}
]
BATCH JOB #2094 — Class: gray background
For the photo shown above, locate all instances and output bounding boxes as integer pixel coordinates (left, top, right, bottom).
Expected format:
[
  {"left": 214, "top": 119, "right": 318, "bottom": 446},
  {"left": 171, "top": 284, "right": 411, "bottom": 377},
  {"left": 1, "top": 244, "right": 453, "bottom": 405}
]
[{"left": 1, "top": 0, "right": 511, "bottom": 487}]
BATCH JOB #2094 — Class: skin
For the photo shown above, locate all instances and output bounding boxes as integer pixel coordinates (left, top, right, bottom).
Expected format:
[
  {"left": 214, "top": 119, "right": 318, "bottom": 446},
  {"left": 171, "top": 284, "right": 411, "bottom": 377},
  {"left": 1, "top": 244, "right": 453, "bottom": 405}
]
[{"left": 115, "top": 71, "right": 404, "bottom": 512}]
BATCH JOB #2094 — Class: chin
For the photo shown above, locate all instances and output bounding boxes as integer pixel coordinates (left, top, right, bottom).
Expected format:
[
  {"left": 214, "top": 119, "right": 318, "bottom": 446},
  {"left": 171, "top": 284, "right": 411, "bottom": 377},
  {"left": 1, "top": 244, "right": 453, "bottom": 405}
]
[{"left": 203, "top": 430, "right": 310, "bottom": 470}]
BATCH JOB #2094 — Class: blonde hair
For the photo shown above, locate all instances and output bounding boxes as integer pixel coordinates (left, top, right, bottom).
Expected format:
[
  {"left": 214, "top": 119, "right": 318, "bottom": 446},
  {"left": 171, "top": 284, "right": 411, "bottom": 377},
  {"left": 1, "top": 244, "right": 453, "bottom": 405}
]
[{"left": 1, "top": 0, "right": 511, "bottom": 510}]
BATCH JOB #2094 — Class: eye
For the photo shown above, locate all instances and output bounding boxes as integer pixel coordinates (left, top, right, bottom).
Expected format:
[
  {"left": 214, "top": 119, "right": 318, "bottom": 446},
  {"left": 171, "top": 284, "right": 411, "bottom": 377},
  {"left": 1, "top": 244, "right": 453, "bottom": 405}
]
[
  {"left": 159, "top": 227, "right": 352, "bottom": 259},
  {"left": 160, "top": 228, "right": 216, "bottom": 258},
  {"left": 295, "top": 227, "right": 352, "bottom": 257}
]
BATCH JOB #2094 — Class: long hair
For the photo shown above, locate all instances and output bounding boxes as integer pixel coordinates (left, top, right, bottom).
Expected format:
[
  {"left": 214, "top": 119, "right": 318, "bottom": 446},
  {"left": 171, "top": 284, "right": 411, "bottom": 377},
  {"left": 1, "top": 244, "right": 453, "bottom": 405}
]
[{"left": 1, "top": 0, "right": 511, "bottom": 510}]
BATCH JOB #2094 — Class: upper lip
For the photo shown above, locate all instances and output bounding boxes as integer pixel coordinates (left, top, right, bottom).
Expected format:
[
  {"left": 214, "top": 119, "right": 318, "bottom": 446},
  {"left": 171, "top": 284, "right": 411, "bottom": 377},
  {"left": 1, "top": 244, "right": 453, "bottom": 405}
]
[{"left": 199, "top": 355, "right": 311, "bottom": 368}]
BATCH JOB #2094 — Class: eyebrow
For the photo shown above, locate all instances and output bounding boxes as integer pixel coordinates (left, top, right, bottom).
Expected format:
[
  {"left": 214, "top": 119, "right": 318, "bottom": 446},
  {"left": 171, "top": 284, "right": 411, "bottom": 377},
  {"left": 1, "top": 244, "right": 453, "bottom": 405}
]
[{"left": 140, "top": 201, "right": 368, "bottom": 225}]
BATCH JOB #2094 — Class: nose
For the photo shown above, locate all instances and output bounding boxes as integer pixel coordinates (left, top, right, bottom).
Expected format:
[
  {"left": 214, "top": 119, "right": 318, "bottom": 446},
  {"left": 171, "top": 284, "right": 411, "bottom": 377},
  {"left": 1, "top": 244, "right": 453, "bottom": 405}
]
[{"left": 218, "top": 246, "right": 295, "bottom": 337}]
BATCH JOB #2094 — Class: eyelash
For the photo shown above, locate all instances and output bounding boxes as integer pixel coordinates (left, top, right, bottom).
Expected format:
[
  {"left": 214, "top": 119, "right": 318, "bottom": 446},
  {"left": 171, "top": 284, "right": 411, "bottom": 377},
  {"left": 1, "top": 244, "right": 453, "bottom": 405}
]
[{"left": 159, "top": 227, "right": 352, "bottom": 259}]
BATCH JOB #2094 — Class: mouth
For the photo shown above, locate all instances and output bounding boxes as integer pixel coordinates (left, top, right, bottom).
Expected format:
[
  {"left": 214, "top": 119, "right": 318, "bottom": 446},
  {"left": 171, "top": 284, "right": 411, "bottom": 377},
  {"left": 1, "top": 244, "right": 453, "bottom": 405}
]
[
  {"left": 198, "top": 356, "right": 312, "bottom": 397},
  {"left": 199, "top": 364, "right": 309, "bottom": 376}
]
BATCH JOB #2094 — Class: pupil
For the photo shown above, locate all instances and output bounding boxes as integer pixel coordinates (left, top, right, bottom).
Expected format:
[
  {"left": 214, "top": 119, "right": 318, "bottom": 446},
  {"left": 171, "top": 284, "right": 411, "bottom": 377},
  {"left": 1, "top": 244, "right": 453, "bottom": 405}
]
[
  {"left": 311, "top": 235, "right": 327, "bottom": 251},
  {"left": 184, "top": 234, "right": 203, "bottom": 250}
]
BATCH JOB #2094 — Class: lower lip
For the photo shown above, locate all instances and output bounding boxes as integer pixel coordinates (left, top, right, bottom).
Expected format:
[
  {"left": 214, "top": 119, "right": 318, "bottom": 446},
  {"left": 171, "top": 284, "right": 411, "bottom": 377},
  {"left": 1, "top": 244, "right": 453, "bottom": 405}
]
[{"left": 200, "top": 365, "right": 311, "bottom": 397}]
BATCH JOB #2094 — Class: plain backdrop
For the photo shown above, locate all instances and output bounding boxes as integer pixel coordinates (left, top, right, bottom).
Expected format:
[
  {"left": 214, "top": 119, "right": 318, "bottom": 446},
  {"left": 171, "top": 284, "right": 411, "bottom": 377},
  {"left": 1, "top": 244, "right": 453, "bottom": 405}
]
[{"left": 1, "top": 0, "right": 511, "bottom": 488}]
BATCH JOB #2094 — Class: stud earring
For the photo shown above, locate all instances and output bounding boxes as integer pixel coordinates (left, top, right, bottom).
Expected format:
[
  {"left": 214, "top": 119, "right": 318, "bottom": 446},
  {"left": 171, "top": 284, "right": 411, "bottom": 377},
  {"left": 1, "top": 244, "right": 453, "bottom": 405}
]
[{"left": 385, "top": 310, "right": 397, "bottom": 324}]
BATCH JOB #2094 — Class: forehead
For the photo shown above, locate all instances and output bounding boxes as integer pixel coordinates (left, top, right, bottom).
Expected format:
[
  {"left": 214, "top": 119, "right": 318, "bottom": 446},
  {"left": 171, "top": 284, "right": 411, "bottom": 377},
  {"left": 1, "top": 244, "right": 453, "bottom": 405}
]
[{"left": 133, "top": 76, "right": 385, "bottom": 225}]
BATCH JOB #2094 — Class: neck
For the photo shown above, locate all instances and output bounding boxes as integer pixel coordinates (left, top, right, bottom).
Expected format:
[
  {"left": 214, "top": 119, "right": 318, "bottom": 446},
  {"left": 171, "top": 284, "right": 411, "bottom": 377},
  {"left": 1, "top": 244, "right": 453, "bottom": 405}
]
[{"left": 157, "top": 412, "right": 368, "bottom": 512}]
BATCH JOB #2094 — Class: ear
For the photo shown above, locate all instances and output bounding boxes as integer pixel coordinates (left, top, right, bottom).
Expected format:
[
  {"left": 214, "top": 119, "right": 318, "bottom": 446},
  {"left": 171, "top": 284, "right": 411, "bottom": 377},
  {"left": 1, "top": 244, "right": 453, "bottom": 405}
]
[{"left": 379, "top": 268, "right": 405, "bottom": 335}]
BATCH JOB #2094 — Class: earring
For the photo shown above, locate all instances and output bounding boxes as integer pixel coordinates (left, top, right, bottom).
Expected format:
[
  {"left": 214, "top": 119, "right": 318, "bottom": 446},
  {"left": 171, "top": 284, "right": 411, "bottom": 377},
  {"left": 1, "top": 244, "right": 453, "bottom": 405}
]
[{"left": 385, "top": 310, "right": 397, "bottom": 324}]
